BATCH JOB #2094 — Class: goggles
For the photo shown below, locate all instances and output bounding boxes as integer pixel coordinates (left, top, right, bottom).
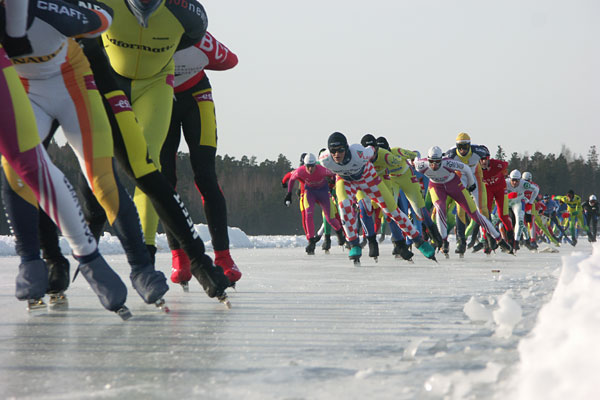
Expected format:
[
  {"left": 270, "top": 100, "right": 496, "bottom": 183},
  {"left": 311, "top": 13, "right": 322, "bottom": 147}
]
[{"left": 329, "top": 147, "right": 345, "bottom": 155}]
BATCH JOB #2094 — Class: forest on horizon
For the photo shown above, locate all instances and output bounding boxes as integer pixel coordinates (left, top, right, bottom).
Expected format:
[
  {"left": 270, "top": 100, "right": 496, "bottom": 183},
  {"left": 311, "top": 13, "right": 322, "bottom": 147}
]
[{"left": 0, "top": 142, "right": 597, "bottom": 236}]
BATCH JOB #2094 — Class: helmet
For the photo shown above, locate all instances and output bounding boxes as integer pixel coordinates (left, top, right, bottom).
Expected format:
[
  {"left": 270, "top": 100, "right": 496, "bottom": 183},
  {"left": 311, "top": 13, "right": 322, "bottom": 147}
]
[
  {"left": 509, "top": 169, "right": 521, "bottom": 180},
  {"left": 304, "top": 153, "right": 317, "bottom": 166},
  {"left": 522, "top": 171, "right": 532, "bottom": 181},
  {"left": 543, "top": 194, "right": 549, "bottom": 200},
  {"left": 361, "top": 134, "right": 377, "bottom": 149},
  {"left": 567, "top": 189, "right": 575, "bottom": 197},
  {"left": 376, "top": 136, "right": 390, "bottom": 151},
  {"left": 126, "top": 0, "right": 162, "bottom": 27},
  {"left": 590, "top": 194, "right": 597, "bottom": 202},
  {"left": 456, "top": 132, "right": 471, "bottom": 144},
  {"left": 427, "top": 146, "right": 443, "bottom": 161},
  {"left": 299, "top": 152, "right": 307, "bottom": 166},
  {"left": 327, "top": 132, "right": 348, "bottom": 152},
  {"left": 479, "top": 145, "right": 490, "bottom": 159}
]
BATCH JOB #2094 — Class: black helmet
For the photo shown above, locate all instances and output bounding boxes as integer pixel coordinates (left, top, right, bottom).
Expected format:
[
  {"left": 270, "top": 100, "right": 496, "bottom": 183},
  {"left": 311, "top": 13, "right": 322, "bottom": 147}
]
[
  {"left": 360, "top": 134, "right": 377, "bottom": 149},
  {"left": 299, "top": 152, "right": 307, "bottom": 166},
  {"left": 376, "top": 136, "right": 390, "bottom": 151},
  {"left": 327, "top": 132, "right": 348, "bottom": 152},
  {"left": 480, "top": 145, "right": 490, "bottom": 159},
  {"left": 126, "top": 0, "right": 162, "bottom": 27}
]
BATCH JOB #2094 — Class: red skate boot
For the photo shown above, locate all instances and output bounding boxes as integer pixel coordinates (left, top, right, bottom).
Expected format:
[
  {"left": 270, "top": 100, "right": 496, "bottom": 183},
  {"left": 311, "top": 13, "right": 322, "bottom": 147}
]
[
  {"left": 170, "top": 249, "right": 192, "bottom": 292},
  {"left": 214, "top": 249, "right": 242, "bottom": 286}
]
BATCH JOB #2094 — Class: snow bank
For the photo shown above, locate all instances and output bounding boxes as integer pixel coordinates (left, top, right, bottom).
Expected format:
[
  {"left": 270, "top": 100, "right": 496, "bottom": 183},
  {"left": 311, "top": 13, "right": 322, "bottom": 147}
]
[
  {"left": 0, "top": 225, "right": 307, "bottom": 257},
  {"left": 511, "top": 244, "right": 600, "bottom": 399}
]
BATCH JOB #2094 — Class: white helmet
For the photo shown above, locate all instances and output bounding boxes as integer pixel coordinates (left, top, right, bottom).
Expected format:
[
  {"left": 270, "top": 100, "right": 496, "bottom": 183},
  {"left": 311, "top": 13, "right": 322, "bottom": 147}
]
[
  {"left": 522, "top": 171, "right": 532, "bottom": 181},
  {"left": 427, "top": 146, "right": 443, "bottom": 161},
  {"left": 509, "top": 169, "right": 521, "bottom": 180},
  {"left": 590, "top": 194, "right": 597, "bottom": 202},
  {"left": 303, "top": 153, "right": 317, "bottom": 166}
]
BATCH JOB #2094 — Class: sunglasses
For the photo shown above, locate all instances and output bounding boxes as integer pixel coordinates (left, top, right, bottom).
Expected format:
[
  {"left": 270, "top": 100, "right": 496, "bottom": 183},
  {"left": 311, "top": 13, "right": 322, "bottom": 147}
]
[
  {"left": 330, "top": 147, "right": 345, "bottom": 154},
  {"left": 305, "top": 163, "right": 316, "bottom": 168},
  {"left": 428, "top": 159, "right": 442, "bottom": 165},
  {"left": 457, "top": 144, "right": 470, "bottom": 150}
]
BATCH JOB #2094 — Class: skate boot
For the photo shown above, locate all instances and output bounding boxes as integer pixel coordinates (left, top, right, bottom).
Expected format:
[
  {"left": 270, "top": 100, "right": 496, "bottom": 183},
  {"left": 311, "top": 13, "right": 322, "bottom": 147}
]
[
  {"left": 524, "top": 240, "right": 534, "bottom": 251},
  {"left": 46, "top": 256, "right": 70, "bottom": 309},
  {"left": 467, "top": 233, "right": 478, "bottom": 249},
  {"left": 46, "top": 255, "right": 70, "bottom": 293},
  {"left": 571, "top": 235, "right": 577, "bottom": 246},
  {"left": 305, "top": 237, "right": 318, "bottom": 255},
  {"left": 455, "top": 236, "right": 466, "bottom": 258},
  {"left": 349, "top": 244, "right": 362, "bottom": 265},
  {"left": 393, "top": 240, "right": 414, "bottom": 262},
  {"left": 335, "top": 229, "right": 346, "bottom": 246},
  {"left": 529, "top": 240, "right": 538, "bottom": 251},
  {"left": 496, "top": 238, "right": 513, "bottom": 253},
  {"left": 414, "top": 236, "right": 437, "bottom": 261},
  {"left": 427, "top": 224, "right": 444, "bottom": 250},
  {"left": 487, "top": 235, "right": 499, "bottom": 251},
  {"left": 214, "top": 249, "right": 242, "bottom": 286},
  {"left": 322, "top": 234, "right": 332, "bottom": 252},
  {"left": 190, "top": 254, "right": 231, "bottom": 305},
  {"left": 472, "top": 241, "right": 484, "bottom": 253},
  {"left": 130, "top": 265, "right": 169, "bottom": 305},
  {"left": 442, "top": 240, "right": 450, "bottom": 259},
  {"left": 74, "top": 251, "right": 130, "bottom": 319},
  {"left": 367, "top": 235, "right": 379, "bottom": 261},
  {"left": 483, "top": 239, "right": 492, "bottom": 255},
  {"left": 16, "top": 259, "right": 49, "bottom": 310},
  {"left": 170, "top": 248, "right": 192, "bottom": 292}
]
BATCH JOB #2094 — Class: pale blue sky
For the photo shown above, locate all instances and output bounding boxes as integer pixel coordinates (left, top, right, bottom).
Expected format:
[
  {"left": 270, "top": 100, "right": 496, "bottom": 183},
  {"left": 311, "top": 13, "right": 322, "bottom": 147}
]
[{"left": 200, "top": 0, "right": 599, "bottom": 162}]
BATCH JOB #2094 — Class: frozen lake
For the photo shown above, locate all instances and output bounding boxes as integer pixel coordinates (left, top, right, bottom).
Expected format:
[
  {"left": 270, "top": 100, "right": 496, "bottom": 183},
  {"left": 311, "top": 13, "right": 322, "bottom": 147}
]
[{"left": 0, "top": 239, "right": 597, "bottom": 399}]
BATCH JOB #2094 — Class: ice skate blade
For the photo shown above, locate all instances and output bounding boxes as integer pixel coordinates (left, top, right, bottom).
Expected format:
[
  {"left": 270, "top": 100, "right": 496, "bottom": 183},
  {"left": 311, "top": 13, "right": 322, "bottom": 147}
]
[
  {"left": 27, "top": 299, "right": 47, "bottom": 311},
  {"left": 180, "top": 281, "right": 190, "bottom": 293},
  {"left": 324, "top": 250, "right": 330, "bottom": 254},
  {"left": 155, "top": 298, "right": 170, "bottom": 313},
  {"left": 218, "top": 295, "right": 232, "bottom": 309},
  {"left": 116, "top": 306, "right": 133, "bottom": 320},
  {"left": 373, "top": 257, "right": 378, "bottom": 263},
  {"left": 48, "top": 293, "right": 68, "bottom": 310},
  {"left": 444, "top": 253, "right": 449, "bottom": 259}
]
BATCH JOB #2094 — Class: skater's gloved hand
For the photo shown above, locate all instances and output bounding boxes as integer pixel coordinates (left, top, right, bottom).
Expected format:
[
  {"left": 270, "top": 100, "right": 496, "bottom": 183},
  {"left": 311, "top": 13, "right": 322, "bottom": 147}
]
[
  {"left": 2, "top": 35, "right": 33, "bottom": 58},
  {"left": 467, "top": 184, "right": 476, "bottom": 193},
  {"left": 284, "top": 192, "right": 292, "bottom": 207},
  {"left": 281, "top": 181, "right": 288, "bottom": 189}
]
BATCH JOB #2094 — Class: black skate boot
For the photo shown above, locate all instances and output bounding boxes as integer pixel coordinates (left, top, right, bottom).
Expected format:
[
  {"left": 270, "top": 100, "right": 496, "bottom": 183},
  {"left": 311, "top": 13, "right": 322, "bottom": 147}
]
[
  {"left": 483, "top": 239, "right": 492, "bottom": 255},
  {"left": 496, "top": 238, "right": 513, "bottom": 253},
  {"left": 46, "top": 255, "right": 70, "bottom": 309},
  {"left": 191, "top": 254, "right": 232, "bottom": 306},
  {"left": 455, "top": 236, "right": 466, "bottom": 257},
  {"left": 467, "top": 231, "right": 479, "bottom": 249},
  {"left": 442, "top": 240, "right": 450, "bottom": 258},
  {"left": 16, "top": 259, "right": 49, "bottom": 310},
  {"left": 367, "top": 235, "right": 379, "bottom": 260},
  {"left": 74, "top": 251, "right": 130, "bottom": 319},
  {"left": 393, "top": 240, "right": 414, "bottom": 261},
  {"left": 130, "top": 265, "right": 169, "bottom": 305},
  {"left": 335, "top": 229, "right": 346, "bottom": 246},
  {"left": 322, "top": 234, "right": 332, "bottom": 252},
  {"left": 487, "top": 235, "right": 499, "bottom": 251},
  {"left": 305, "top": 237, "right": 318, "bottom": 255},
  {"left": 472, "top": 241, "right": 484, "bottom": 253},
  {"left": 427, "top": 224, "right": 444, "bottom": 250}
]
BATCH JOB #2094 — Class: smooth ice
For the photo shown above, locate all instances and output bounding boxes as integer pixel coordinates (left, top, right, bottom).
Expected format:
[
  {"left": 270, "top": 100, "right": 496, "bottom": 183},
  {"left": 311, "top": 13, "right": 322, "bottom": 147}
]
[{"left": 0, "top": 237, "right": 598, "bottom": 400}]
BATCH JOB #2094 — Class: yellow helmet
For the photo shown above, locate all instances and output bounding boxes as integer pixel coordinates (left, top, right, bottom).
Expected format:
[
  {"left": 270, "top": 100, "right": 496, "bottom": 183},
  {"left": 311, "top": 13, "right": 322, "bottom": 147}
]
[{"left": 456, "top": 132, "right": 471, "bottom": 144}]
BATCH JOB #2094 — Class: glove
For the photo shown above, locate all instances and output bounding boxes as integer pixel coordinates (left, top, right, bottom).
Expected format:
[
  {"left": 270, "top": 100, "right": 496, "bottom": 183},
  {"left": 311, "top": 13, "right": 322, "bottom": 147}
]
[
  {"left": 281, "top": 181, "right": 288, "bottom": 189},
  {"left": 467, "top": 184, "right": 476, "bottom": 193},
  {"left": 284, "top": 193, "right": 292, "bottom": 207},
  {"left": 2, "top": 35, "right": 33, "bottom": 58}
]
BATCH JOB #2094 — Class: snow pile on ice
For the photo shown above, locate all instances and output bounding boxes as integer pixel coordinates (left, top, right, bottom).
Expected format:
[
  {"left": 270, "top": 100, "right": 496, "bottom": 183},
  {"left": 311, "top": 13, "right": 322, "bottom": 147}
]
[
  {"left": 0, "top": 225, "right": 309, "bottom": 256},
  {"left": 493, "top": 291, "right": 523, "bottom": 338},
  {"left": 463, "top": 290, "right": 523, "bottom": 337},
  {"left": 463, "top": 296, "right": 493, "bottom": 323},
  {"left": 424, "top": 362, "right": 504, "bottom": 399},
  {"left": 511, "top": 244, "right": 600, "bottom": 400}
]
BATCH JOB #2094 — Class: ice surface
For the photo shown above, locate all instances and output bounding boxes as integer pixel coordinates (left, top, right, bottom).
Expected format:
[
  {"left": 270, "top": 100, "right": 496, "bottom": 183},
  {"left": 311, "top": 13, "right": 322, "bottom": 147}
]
[{"left": 0, "top": 232, "right": 597, "bottom": 400}]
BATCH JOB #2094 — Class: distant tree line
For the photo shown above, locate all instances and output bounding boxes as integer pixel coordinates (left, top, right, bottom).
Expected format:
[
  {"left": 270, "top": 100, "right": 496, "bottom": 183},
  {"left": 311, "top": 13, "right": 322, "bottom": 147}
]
[{"left": 0, "top": 142, "right": 598, "bottom": 236}]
